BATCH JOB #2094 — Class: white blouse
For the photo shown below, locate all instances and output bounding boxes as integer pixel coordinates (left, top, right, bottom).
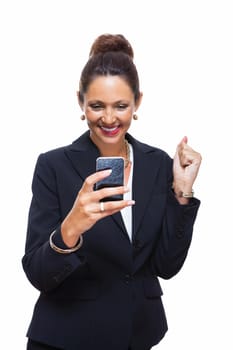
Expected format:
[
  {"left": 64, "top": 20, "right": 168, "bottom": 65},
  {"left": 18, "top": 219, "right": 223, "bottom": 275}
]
[{"left": 121, "top": 143, "right": 133, "bottom": 241}]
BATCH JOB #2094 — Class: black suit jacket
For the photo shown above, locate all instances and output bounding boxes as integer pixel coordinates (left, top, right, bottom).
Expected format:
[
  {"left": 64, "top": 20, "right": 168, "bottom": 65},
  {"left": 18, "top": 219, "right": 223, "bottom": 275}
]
[{"left": 22, "top": 131, "right": 200, "bottom": 350}]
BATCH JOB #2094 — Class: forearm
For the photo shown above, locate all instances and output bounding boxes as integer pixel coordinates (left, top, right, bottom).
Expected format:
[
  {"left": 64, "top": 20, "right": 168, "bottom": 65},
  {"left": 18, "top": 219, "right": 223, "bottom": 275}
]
[
  {"left": 22, "top": 227, "right": 85, "bottom": 292},
  {"left": 151, "top": 192, "right": 200, "bottom": 279}
]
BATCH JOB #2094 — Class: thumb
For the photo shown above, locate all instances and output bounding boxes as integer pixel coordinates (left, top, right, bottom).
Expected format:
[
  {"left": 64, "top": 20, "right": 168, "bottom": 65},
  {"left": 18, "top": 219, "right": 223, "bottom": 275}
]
[
  {"left": 174, "top": 136, "right": 188, "bottom": 163},
  {"left": 179, "top": 135, "right": 188, "bottom": 146},
  {"left": 176, "top": 136, "right": 188, "bottom": 154}
]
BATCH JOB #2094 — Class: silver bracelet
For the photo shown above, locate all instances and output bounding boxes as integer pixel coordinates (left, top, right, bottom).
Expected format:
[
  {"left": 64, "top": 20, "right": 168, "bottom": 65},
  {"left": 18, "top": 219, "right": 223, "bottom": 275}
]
[
  {"left": 49, "top": 230, "right": 83, "bottom": 254},
  {"left": 174, "top": 189, "right": 194, "bottom": 198},
  {"left": 181, "top": 190, "right": 194, "bottom": 198}
]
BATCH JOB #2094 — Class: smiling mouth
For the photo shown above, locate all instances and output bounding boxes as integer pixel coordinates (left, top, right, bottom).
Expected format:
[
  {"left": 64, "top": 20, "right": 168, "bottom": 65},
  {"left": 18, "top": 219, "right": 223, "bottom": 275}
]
[
  {"left": 100, "top": 125, "right": 121, "bottom": 136},
  {"left": 101, "top": 126, "right": 119, "bottom": 132}
]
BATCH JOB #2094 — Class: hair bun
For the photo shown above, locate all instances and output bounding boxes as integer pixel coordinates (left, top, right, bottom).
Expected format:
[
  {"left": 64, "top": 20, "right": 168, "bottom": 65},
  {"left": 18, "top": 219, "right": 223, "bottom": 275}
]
[{"left": 89, "top": 34, "right": 134, "bottom": 59}]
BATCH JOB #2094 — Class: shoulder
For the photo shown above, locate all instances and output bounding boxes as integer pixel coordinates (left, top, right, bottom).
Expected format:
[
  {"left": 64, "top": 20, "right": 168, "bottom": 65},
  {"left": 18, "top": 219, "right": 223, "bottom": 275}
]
[
  {"left": 36, "top": 131, "right": 90, "bottom": 164},
  {"left": 128, "top": 133, "right": 173, "bottom": 185}
]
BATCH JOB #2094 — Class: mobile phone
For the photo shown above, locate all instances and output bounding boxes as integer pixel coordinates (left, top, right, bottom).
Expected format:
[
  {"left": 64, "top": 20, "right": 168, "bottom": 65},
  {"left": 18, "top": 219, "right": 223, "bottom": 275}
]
[{"left": 95, "top": 157, "right": 124, "bottom": 201}]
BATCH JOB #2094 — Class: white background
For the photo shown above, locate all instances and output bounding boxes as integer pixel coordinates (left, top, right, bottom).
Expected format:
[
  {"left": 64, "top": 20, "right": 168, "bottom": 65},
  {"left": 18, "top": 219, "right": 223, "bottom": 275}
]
[{"left": 0, "top": 0, "right": 232, "bottom": 349}]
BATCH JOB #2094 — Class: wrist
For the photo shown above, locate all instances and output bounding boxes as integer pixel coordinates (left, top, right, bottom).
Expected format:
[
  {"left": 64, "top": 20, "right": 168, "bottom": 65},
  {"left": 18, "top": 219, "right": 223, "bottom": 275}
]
[
  {"left": 61, "top": 219, "right": 83, "bottom": 248},
  {"left": 172, "top": 181, "right": 193, "bottom": 197},
  {"left": 172, "top": 183, "right": 194, "bottom": 204},
  {"left": 175, "top": 189, "right": 194, "bottom": 198},
  {"left": 50, "top": 230, "right": 83, "bottom": 254}
]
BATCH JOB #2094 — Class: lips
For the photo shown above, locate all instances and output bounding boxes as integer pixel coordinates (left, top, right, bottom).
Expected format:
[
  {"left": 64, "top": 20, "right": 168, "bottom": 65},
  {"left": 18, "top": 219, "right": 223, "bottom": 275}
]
[{"left": 100, "top": 125, "right": 121, "bottom": 136}]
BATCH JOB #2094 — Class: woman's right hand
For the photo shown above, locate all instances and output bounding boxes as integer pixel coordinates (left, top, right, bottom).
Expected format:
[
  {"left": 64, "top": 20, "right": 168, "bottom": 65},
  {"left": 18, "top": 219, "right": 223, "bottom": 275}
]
[{"left": 61, "top": 169, "right": 135, "bottom": 248}]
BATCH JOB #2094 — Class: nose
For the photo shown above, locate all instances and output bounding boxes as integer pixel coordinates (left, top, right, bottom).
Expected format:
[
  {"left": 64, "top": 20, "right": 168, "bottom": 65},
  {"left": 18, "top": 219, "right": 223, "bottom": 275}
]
[{"left": 101, "top": 108, "right": 116, "bottom": 124}]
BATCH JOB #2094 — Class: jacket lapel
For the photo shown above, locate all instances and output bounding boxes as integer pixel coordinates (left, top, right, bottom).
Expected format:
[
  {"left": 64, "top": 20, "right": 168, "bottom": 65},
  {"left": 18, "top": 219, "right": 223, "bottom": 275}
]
[
  {"left": 65, "top": 131, "right": 99, "bottom": 180},
  {"left": 65, "top": 131, "right": 128, "bottom": 236},
  {"left": 127, "top": 135, "right": 163, "bottom": 238}
]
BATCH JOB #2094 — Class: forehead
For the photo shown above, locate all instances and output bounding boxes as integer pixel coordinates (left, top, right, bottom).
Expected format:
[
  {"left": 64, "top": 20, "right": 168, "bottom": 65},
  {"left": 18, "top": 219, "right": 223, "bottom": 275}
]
[{"left": 86, "top": 75, "right": 134, "bottom": 101}]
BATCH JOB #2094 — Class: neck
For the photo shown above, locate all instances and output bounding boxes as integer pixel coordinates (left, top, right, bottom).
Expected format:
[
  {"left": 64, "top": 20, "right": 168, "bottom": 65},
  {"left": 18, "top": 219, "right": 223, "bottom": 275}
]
[{"left": 93, "top": 138, "right": 130, "bottom": 168}]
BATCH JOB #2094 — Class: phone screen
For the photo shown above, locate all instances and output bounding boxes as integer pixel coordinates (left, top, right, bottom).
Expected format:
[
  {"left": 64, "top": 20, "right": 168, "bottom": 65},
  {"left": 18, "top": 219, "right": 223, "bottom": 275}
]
[{"left": 95, "top": 157, "right": 124, "bottom": 201}]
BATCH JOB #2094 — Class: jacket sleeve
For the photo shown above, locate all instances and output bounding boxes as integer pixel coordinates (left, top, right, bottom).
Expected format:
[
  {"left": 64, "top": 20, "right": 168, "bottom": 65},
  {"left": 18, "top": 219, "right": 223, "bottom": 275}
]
[
  {"left": 152, "top": 191, "right": 200, "bottom": 279},
  {"left": 22, "top": 153, "right": 85, "bottom": 293},
  {"left": 150, "top": 154, "right": 200, "bottom": 280}
]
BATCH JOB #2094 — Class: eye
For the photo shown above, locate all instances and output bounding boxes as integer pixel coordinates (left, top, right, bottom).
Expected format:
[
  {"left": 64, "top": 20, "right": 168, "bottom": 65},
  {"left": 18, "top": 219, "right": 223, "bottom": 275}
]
[
  {"left": 90, "top": 103, "right": 103, "bottom": 111},
  {"left": 116, "top": 104, "right": 128, "bottom": 110}
]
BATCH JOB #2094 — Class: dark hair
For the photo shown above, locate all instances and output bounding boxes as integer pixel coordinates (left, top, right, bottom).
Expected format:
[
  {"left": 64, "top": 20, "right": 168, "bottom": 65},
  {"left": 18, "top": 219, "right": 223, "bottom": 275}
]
[{"left": 78, "top": 34, "right": 140, "bottom": 103}]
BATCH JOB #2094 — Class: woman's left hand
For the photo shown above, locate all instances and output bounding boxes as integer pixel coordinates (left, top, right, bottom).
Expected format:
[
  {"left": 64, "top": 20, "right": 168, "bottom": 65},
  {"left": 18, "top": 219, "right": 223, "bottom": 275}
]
[{"left": 173, "top": 136, "right": 202, "bottom": 203}]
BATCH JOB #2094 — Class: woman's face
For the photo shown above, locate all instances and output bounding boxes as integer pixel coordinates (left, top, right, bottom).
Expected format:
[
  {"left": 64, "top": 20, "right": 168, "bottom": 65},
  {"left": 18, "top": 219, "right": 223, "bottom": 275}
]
[{"left": 79, "top": 75, "right": 141, "bottom": 148}]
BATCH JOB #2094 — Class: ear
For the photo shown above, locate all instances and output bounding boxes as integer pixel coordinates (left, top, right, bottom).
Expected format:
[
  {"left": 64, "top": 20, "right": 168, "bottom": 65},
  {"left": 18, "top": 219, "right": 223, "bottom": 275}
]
[
  {"left": 76, "top": 91, "right": 84, "bottom": 110},
  {"left": 135, "top": 92, "right": 143, "bottom": 111}
]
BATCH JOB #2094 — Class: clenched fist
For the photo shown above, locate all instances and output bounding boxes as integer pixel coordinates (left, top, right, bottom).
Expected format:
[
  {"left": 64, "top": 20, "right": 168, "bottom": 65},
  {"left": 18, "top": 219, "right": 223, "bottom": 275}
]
[{"left": 173, "top": 136, "right": 202, "bottom": 204}]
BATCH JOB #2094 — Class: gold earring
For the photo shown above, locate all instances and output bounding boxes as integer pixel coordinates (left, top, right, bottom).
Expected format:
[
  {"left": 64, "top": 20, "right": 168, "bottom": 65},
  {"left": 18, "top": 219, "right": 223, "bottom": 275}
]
[
  {"left": 80, "top": 114, "right": 85, "bottom": 120},
  {"left": 133, "top": 114, "right": 138, "bottom": 120}
]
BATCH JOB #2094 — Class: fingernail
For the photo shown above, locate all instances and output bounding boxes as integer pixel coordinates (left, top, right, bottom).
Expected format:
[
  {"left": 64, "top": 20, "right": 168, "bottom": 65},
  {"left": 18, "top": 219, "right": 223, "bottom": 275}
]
[
  {"left": 104, "top": 169, "right": 112, "bottom": 175},
  {"left": 127, "top": 200, "right": 135, "bottom": 205}
]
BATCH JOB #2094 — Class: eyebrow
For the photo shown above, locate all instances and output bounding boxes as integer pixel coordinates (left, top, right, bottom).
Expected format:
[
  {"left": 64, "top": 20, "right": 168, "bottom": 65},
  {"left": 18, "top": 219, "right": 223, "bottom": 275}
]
[{"left": 88, "top": 99, "right": 130, "bottom": 104}]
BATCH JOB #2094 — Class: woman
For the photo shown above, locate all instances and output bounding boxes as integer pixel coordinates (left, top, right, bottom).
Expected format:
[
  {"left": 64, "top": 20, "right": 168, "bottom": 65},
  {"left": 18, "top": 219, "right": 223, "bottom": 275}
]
[{"left": 22, "top": 34, "right": 202, "bottom": 350}]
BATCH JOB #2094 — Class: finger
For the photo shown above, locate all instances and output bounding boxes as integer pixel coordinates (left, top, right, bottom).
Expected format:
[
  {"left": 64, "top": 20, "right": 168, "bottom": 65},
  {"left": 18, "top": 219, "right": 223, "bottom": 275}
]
[
  {"left": 82, "top": 169, "right": 112, "bottom": 192},
  {"left": 96, "top": 199, "right": 135, "bottom": 215},
  {"left": 94, "top": 186, "right": 129, "bottom": 202},
  {"left": 180, "top": 146, "right": 202, "bottom": 167}
]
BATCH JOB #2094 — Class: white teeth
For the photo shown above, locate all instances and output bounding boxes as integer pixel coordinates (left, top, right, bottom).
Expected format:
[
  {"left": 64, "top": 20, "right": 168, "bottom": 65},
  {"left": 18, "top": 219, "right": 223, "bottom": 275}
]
[{"left": 101, "top": 126, "right": 118, "bottom": 132}]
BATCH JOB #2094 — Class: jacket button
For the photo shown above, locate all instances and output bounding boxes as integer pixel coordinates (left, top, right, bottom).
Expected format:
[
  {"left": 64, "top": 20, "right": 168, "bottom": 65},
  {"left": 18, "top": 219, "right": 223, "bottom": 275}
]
[
  {"left": 64, "top": 263, "right": 73, "bottom": 273},
  {"left": 176, "top": 229, "right": 184, "bottom": 238},
  {"left": 125, "top": 274, "right": 133, "bottom": 284}
]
